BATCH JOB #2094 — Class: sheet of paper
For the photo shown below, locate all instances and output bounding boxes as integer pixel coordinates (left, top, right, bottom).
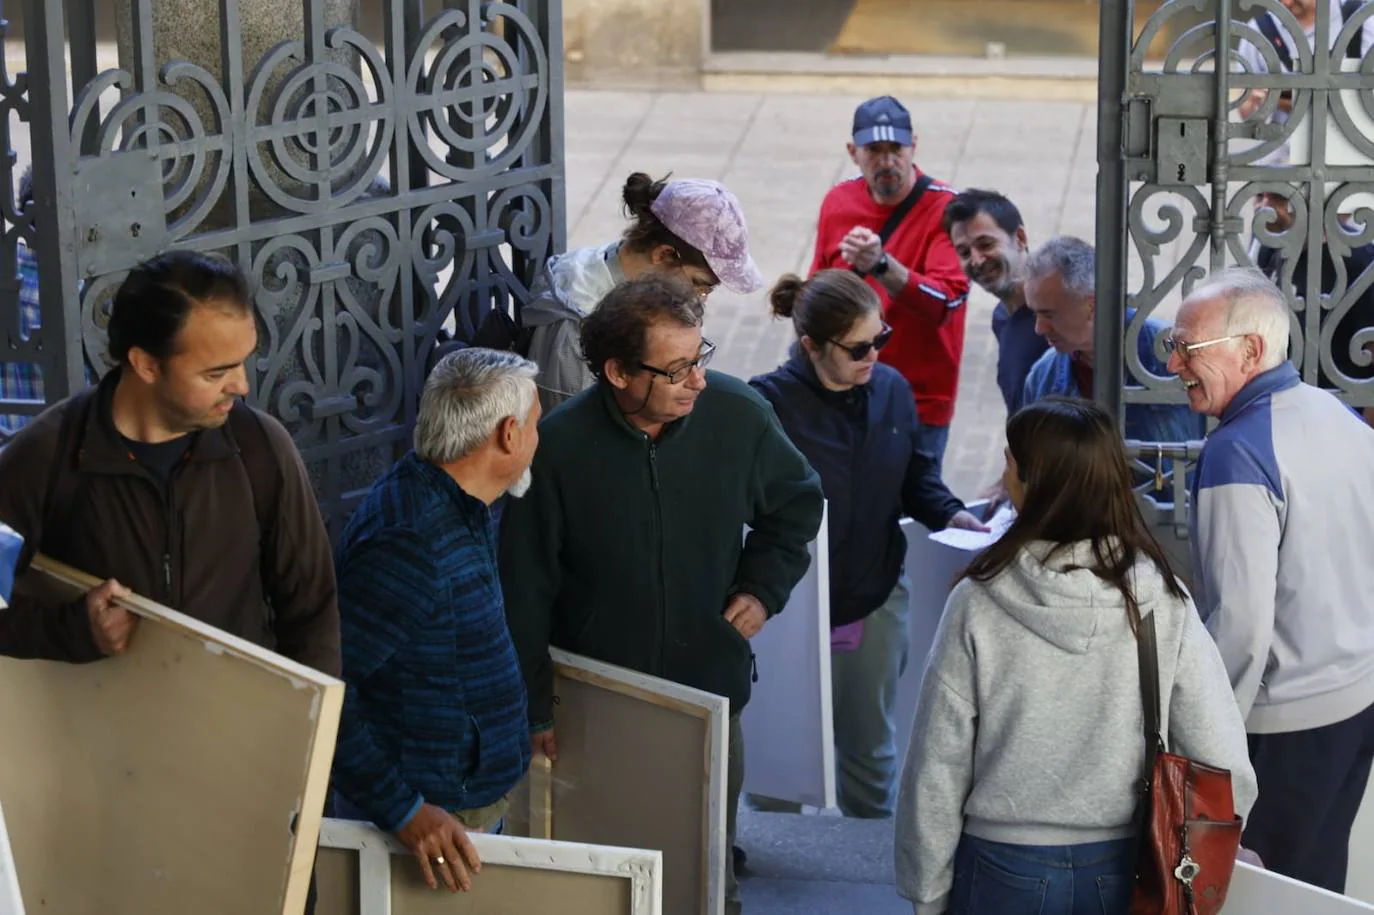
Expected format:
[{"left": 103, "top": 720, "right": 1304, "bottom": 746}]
[{"left": 927, "top": 504, "right": 1016, "bottom": 552}]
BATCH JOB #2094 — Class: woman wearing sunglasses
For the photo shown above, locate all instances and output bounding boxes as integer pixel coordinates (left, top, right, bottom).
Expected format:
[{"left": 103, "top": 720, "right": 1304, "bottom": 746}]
[
  {"left": 749, "top": 268, "right": 986, "bottom": 819},
  {"left": 522, "top": 171, "right": 764, "bottom": 413}
]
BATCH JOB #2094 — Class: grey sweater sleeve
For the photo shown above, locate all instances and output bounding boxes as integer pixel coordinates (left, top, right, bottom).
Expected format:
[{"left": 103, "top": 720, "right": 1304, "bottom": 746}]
[
  {"left": 1192, "top": 480, "right": 1281, "bottom": 720},
  {"left": 1167, "top": 602, "right": 1261, "bottom": 821},
  {"left": 894, "top": 586, "right": 977, "bottom": 915}
]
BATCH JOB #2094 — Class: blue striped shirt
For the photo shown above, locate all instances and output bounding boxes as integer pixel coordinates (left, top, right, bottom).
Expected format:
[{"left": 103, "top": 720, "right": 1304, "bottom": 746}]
[{"left": 332, "top": 452, "right": 530, "bottom": 832}]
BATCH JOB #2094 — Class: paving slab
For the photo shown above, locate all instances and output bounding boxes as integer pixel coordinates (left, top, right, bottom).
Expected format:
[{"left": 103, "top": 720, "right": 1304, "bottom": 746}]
[{"left": 741, "top": 877, "right": 912, "bottom": 915}]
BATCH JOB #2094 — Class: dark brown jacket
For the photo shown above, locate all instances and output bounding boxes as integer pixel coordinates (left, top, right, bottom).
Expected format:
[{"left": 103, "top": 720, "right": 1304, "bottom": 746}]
[{"left": 0, "top": 371, "right": 341, "bottom": 675}]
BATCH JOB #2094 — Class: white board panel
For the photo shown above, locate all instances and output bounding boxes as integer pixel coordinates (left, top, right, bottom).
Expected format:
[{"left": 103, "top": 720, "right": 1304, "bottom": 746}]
[
  {"left": 741, "top": 502, "right": 836, "bottom": 809},
  {"left": 318, "top": 818, "right": 663, "bottom": 915},
  {"left": 1350, "top": 771, "right": 1374, "bottom": 904},
  {"left": 895, "top": 503, "right": 989, "bottom": 761},
  {"left": 1224, "top": 862, "right": 1374, "bottom": 914},
  {"left": 0, "top": 803, "right": 22, "bottom": 915}
]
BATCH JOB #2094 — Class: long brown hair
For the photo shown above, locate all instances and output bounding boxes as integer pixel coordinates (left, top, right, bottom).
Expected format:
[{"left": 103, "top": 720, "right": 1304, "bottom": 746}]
[{"left": 961, "top": 397, "right": 1185, "bottom": 633}]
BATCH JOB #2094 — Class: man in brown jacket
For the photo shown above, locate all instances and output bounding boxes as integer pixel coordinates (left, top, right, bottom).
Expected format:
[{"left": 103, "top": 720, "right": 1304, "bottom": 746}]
[{"left": 0, "top": 249, "right": 339, "bottom": 676}]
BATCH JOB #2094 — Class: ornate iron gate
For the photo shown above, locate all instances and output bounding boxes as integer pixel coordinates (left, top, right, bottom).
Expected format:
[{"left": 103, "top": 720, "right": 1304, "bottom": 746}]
[
  {"left": 0, "top": 0, "right": 564, "bottom": 532},
  {"left": 1097, "top": 0, "right": 1374, "bottom": 532}
]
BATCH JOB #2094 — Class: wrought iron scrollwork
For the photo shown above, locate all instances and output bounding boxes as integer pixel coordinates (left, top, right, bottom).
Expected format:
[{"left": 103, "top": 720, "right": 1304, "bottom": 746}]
[{"left": 0, "top": 0, "right": 565, "bottom": 531}]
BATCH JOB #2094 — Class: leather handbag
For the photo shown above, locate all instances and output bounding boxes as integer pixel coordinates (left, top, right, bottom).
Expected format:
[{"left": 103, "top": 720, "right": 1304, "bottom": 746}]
[{"left": 1130, "top": 611, "right": 1244, "bottom": 915}]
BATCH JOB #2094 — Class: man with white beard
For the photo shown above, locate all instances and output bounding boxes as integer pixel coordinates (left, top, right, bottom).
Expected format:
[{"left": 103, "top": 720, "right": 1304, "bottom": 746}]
[
  {"left": 331, "top": 348, "right": 541, "bottom": 895},
  {"left": 943, "top": 188, "right": 1048, "bottom": 415}
]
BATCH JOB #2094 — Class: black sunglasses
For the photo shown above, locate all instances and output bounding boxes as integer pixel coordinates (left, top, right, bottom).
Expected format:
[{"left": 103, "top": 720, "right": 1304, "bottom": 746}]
[{"left": 829, "top": 325, "right": 894, "bottom": 361}]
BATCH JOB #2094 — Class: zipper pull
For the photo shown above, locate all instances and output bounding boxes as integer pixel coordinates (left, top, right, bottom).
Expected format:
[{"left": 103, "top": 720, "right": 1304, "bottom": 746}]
[
  {"left": 750, "top": 653, "right": 759, "bottom": 684},
  {"left": 162, "top": 554, "right": 172, "bottom": 594}
]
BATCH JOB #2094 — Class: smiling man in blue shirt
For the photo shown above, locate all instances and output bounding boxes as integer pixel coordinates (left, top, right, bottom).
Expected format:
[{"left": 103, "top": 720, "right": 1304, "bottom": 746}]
[
  {"left": 1021, "top": 236, "right": 1204, "bottom": 498},
  {"left": 943, "top": 188, "right": 1048, "bottom": 415},
  {"left": 332, "top": 348, "right": 540, "bottom": 895}
]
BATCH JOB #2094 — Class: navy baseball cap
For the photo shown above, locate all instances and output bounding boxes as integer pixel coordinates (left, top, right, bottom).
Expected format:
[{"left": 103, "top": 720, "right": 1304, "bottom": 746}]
[{"left": 852, "top": 96, "right": 913, "bottom": 147}]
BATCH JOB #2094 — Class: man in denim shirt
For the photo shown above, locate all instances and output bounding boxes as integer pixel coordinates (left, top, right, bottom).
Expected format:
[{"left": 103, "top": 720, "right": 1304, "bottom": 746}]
[
  {"left": 1022, "top": 237, "right": 1204, "bottom": 496},
  {"left": 332, "top": 348, "right": 540, "bottom": 894}
]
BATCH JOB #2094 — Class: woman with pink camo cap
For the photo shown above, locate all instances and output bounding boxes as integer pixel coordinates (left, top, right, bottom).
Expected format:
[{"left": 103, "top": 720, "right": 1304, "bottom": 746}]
[{"left": 522, "top": 171, "right": 764, "bottom": 412}]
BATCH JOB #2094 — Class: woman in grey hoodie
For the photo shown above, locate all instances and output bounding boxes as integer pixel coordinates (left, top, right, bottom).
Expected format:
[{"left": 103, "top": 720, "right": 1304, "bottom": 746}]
[
  {"left": 895, "top": 397, "right": 1257, "bottom": 915},
  {"left": 522, "top": 172, "right": 764, "bottom": 412}
]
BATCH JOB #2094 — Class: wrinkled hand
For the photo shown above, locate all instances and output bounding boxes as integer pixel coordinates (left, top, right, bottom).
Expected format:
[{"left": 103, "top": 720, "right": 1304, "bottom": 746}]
[
  {"left": 723, "top": 593, "right": 768, "bottom": 639},
  {"left": 396, "top": 802, "right": 481, "bottom": 893},
  {"left": 839, "top": 227, "right": 884, "bottom": 274},
  {"left": 531, "top": 727, "right": 558, "bottom": 763},
  {"left": 946, "top": 510, "right": 990, "bottom": 533},
  {"left": 86, "top": 578, "right": 136, "bottom": 656}
]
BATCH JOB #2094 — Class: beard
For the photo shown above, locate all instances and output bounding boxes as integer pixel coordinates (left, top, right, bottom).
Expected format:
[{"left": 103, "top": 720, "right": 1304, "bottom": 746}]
[
  {"left": 976, "top": 253, "right": 1022, "bottom": 299},
  {"left": 870, "top": 169, "right": 903, "bottom": 196},
  {"left": 506, "top": 466, "right": 533, "bottom": 499}
]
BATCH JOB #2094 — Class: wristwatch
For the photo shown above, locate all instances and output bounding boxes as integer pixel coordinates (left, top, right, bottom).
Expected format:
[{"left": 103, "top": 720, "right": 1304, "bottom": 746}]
[{"left": 869, "top": 252, "right": 891, "bottom": 277}]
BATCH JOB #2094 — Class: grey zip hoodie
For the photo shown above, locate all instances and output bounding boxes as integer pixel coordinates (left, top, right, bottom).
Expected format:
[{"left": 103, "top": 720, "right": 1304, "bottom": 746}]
[
  {"left": 895, "top": 540, "right": 1257, "bottom": 915},
  {"left": 523, "top": 241, "right": 626, "bottom": 413}
]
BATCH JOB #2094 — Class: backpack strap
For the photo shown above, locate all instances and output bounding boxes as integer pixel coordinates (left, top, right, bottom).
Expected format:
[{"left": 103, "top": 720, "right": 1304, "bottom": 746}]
[
  {"left": 39, "top": 387, "right": 99, "bottom": 558},
  {"left": 226, "top": 402, "right": 283, "bottom": 551},
  {"left": 1342, "top": 0, "right": 1365, "bottom": 58},
  {"left": 1255, "top": 11, "right": 1295, "bottom": 71}
]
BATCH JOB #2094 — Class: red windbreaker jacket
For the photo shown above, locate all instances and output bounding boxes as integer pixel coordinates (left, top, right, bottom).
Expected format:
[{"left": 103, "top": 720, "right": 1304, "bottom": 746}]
[{"left": 810, "top": 170, "right": 969, "bottom": 427}]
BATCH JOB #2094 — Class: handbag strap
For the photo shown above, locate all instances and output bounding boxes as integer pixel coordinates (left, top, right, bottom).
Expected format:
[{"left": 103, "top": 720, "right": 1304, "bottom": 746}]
[{"left": 1136, "top": 610, "right": 1165, "bottom": 783}]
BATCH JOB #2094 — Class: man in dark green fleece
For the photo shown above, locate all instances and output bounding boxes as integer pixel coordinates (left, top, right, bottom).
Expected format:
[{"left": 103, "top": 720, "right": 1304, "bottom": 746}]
[{"left": 500, "top": 276, "right": 824, "bottom": 915}]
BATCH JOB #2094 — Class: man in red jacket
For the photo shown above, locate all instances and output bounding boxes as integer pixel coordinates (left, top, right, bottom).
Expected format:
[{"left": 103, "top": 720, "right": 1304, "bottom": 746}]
[{"left": 810, "top": 96, "right": 969, "bottom": 471}]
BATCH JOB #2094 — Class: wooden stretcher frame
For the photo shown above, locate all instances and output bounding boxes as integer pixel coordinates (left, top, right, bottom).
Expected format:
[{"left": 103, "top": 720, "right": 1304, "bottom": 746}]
[
  {"left": 317, "top": 818, "right": 664, "bottom": 915},
  {"left": 0, "top": 802, "right": 23, "bottom": 915},
  {"left": 2, "top": 554, "right": 343, "bottom": 915},
  {"left": 507, "top": 648, "right": 728, "bottom": 915},
  {"left": 549, "top": 648, "right": 729, "bottom": 915}
]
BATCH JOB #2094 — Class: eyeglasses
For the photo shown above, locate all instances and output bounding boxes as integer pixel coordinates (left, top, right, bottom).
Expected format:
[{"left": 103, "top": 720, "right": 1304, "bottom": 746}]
[
  {"left": 829, "top": 324, "right": 894, "bottom": 361},
  {"left": 1162, "top": 332, "right": 1246, "bottom": 361},
  {"left": 638, "top": 338, "right": 716, "bottom": 384},
  {"left": 669, "top": 250, "right": 719, "bottom": 300}
]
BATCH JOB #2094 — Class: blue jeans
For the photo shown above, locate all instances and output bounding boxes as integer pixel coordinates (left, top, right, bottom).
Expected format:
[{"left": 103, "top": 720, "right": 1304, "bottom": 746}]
[
  {"left": 913, "top": 423, "right": 951, "bottom": 477},
  {"left": 831, "top": 578, "right": 910, "bottom": 818},
  {"left": 949, "top": 834, "right": 1136, "bottom": 915}
]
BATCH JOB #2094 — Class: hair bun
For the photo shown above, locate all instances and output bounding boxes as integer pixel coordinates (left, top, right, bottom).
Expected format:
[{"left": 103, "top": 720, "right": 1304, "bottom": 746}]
[
  {"left": 769, "top": 274, "right": 805, "bottom": 319},
  {"left": 621, "top": 172, "right": 659, "bottom": 218}
]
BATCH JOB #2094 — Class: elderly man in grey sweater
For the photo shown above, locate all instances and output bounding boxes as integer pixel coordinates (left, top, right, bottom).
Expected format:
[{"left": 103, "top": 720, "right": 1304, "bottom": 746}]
[{"left": 1170, "top": 267, "right": 1374, "bottom": 894}]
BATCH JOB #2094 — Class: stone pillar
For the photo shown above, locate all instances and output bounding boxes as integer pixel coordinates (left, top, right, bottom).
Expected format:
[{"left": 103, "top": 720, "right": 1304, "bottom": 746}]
[
  {"left": 113, "top": 0, "right": 364, "bottom": 227},
  {"left": 562, "top": 0, "right": 703, "bottom": 89}
]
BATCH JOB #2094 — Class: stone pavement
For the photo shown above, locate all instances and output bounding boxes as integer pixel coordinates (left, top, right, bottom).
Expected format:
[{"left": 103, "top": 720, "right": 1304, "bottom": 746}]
[{"left": 562, "top": 88, "right": 1098, "bottom": 500}]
